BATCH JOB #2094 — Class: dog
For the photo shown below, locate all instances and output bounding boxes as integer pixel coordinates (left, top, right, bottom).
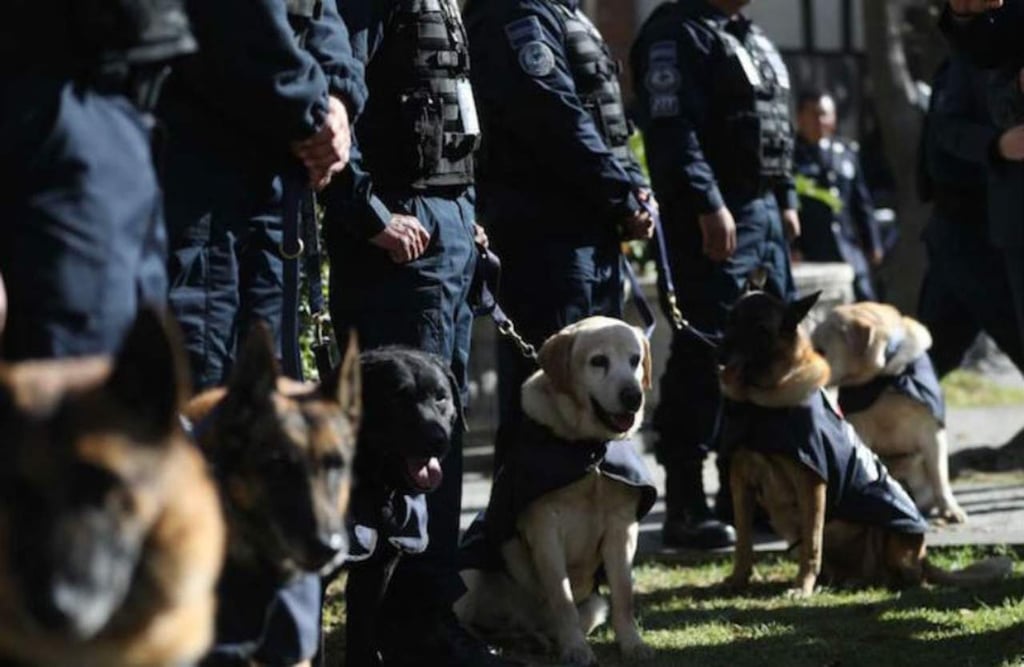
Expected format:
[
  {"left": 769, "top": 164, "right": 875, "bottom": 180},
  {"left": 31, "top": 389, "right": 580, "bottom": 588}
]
[
  {"left": 720, "top": 291, "right": 1011, "bottom": 596},
  {"left": 183, "top": 325, "right": 361, "bottom": 664},
  {"left": 811, "top": 302, "right": 965, "bottom": 523},
  {"left": 456, "top": 316, "right": 657, "bottom": 665},
  {"left": 341, "top": 346, "right": 461, "bottom": 667},
  {"left": 0, "top": 309, "right": 226, "bottom": 667}
]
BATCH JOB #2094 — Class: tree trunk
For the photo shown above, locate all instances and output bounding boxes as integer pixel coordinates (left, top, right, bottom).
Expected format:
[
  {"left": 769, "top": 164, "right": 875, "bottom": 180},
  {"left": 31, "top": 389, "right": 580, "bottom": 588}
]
[{"left": 862, "top": 0, "right": 931, "bottom": 313}]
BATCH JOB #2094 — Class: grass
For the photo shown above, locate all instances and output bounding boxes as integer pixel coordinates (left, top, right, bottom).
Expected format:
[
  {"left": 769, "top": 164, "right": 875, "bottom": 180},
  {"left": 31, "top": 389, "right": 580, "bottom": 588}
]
[
  {"left": 942, "top": 370, "right": 1024, "bottom": 409},
  {"left": 323, "top": 546, "right": 1024, "bottom": 666}
]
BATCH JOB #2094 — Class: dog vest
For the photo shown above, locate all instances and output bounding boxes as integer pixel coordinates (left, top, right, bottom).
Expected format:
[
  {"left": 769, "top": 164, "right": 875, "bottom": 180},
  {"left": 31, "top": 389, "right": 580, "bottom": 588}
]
[
  {"left": 838, "top": 353, "right": 946, "bottom": 426},
  {"left": 344, "top": 488, "right": 430, "bottom": 564},
  {"left": 460, "top": 418, "right": 657, "bottom": 571},
  {"left": 720, "top": 391, "right": 929, "bottom": 534}
]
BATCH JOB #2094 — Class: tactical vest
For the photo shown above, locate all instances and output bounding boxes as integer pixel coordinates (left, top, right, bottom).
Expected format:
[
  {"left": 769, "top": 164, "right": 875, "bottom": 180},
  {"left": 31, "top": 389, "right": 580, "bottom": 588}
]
[
  {"left": 704, "top": 19, "right": 793, "bottom": 191},
  {"left": 360, "top": 0, "right": 478, "bottom": 191},
  {"left": 551, "top": 3, "right": 634, "bottom": 166}
]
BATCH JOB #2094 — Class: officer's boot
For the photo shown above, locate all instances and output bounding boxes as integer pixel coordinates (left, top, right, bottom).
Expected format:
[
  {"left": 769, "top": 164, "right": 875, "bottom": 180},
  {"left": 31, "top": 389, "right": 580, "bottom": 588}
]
[{"left": 662, "top": 461, "right": 736, "bottom": 549}]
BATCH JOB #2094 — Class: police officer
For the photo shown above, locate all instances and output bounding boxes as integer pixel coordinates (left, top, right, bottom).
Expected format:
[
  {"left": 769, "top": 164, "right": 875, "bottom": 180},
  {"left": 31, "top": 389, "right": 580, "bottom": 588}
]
[
  {"left": 794, "top": 90, "right": 883, "bottom": 302},
  {"left": 462, "top": 0, "right": 655, "bottom": 471},
  {"left": 0, "top": 0, "right": 194, "bottom": 360},
  {"left": 631, "top": 0, "right": 800, "bottom": 549},
  {"left": 918, "top": 55, "right": 1024, "bottom": 376},
  {"left": 941, "top": 0, "right": 1024, "bottom": 367},
  {"left": 160, "top": 0, "right": 365, "bottom": 391},
  {"left": 321, "top": 1, "right": 511, "bottom": 664},
  {"left": 157, "top": 2, "right": 365, "bottom": 665}
]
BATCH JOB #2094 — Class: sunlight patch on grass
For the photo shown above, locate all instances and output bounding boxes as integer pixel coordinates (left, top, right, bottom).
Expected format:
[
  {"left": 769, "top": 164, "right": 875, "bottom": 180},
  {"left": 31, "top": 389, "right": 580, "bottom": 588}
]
[{"left": 942, "top": 369, "right": 1024, "bottom": 408}]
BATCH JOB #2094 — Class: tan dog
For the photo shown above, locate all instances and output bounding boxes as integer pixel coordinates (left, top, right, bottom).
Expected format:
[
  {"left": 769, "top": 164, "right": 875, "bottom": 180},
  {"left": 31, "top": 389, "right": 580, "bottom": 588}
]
[
  {"left": 811, "top": 302, "right": 965, "bottom": 523},
  {"left": 457, "top": 317, "right": 656, "bottom": 665},
  {"left": 184, "top": 326, "right": 360, "bottom": 666},
  {"left": 721, "top": 292, "right": 1010, "bottom": 596},
  {"left": 0, "top": 310, "right": 226, "bottom": 667}
]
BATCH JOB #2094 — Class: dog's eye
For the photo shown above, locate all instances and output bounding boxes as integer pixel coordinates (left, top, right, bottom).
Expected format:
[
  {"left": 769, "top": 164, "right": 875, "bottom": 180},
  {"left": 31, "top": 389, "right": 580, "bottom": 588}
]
[
  {"left": 629, "top": 354, "right": 641, "bottom": 368},
  {"left": 589, "top": 355, "right": 609, "bottom": 369},
  {"left": 434, "top": 389, "right": 449, "bottom": 404},
  {"left": 322, "top": 452, "right": 346, "bottom": 471}
]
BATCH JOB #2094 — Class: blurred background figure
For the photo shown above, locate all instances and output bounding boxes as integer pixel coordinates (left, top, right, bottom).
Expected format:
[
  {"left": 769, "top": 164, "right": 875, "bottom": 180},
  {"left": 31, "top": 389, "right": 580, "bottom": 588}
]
[{"left": 794, "top": 90, "right": 884, "bottom": 302}]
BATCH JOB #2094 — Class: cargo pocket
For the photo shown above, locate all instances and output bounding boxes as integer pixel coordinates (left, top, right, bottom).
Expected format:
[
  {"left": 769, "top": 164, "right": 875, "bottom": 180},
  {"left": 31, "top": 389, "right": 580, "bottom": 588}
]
[{"left": 364, "top": 283, "right": 445, "bottom": 355}]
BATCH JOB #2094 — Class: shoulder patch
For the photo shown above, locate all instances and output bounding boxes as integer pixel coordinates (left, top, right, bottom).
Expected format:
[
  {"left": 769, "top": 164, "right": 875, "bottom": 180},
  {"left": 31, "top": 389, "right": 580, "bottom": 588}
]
[
  {"left": 505, "top": 15, "right": 543, "bottom": 50},
  {"left": 646, "top": 40, "right": 680, "bottom": 94},
  {"left": 518, "top": 40, "right": 556, "bottom": 78}
]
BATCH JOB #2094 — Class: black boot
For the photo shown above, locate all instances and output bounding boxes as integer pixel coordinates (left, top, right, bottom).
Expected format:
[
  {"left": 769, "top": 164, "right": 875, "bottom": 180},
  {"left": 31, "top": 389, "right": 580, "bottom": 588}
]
[{"left": 662, "top": 462, "right": 736, "bottom": 550}]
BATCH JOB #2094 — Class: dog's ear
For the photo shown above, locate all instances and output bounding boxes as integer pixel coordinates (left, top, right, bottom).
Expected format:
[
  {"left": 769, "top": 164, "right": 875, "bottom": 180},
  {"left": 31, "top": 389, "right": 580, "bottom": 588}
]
[
  {"left": 635, "top": 326, "right": 653, "bottom": 391},
  {"left": 844, "top": 319, "right": 873, "bottom": 357},
  {"left": 106, "top": 308, "right": 189, "bottom": 440},
  {"left": 783, "top": 292, "right": 821, "bottom": 332},
  {"left": 537, "top": 330, "right": 575, "bottom": 394},
  {"left": 322, "top": 330, "right": 362, "bottom": 424},
  {"left": 228, "top": 323, "right": 279, "bottom": 408},
  {"left": 445, "top": 366, "right": 466, "bottom": 431}
]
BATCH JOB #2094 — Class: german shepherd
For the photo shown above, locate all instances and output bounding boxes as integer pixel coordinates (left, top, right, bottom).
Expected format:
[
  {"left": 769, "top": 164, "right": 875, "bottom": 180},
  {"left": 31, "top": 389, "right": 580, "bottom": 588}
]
[
  {"left": 719, "top": 291, "right": 1011, "bottom": 596},
  {"left": 184, "top": 325, "right": 360, "bottom": 660},
  {"left": 0, "top": 310, "right": 226, "bottom": 667}
]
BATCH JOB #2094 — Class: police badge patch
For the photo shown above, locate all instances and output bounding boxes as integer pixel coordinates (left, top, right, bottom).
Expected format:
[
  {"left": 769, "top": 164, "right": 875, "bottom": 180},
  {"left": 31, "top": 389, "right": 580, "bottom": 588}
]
[
  {"left": 646, "top": 64, "right": 681, "bottom": 94},
  {"left": 518, "top": 40, "right": 555, "bottom": 77}
]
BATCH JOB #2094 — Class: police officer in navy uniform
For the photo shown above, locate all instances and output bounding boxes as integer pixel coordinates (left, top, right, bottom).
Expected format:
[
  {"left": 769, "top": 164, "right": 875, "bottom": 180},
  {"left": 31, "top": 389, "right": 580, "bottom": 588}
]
[
  {"left": 321, "top": 1, "right": 512, "bottom": 664},
  {"left": 463, "top": 0, "right": 655, "bottom": 471},
  {"left": 0, "top": 0, "right": 194, "bottom": 361},
  {"left": 918, "top": 55, "right": 1024, "bottom": 375},
  {"left": 631, "top": 0, "right": 800, "bottom": 549},
  {"left": 941, "top": 0, "right": 1024, "bottom": 369},
  {"left": 157, "top": 2, "right": 365, "bottom": 665},
  {"left": 160, "top": 0, "right": 365, "bottom": 391},
  {"left": 793, "top": 91, "right": 883, "bottom": 302}
]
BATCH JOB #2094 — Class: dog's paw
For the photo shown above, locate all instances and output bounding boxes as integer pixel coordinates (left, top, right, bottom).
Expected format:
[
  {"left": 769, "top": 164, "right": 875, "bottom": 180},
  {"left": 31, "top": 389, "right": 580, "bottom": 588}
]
[
  {"left": 785, "top": 585, "right": 815, "bottom": 600},
  {"left": 938, "top": 503, "right": 968, "bottom": 525},
  {"left": 559, "top": 638, "right": 597, "bottom": 666},
  {"left": 620, "top": 638, "right": 655, "bottom": 662},
  {"left": 722, "top": 571, "right": 752, "bottom": 592}
]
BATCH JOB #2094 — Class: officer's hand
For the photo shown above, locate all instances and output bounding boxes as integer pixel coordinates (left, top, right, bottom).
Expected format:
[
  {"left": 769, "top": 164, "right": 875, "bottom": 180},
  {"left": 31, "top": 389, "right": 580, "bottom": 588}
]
[
  {"left": 621, "top": 208, "right": 654, "bottom": 241},
  {"left": 291, "top": 96, "right": 352, "bottom": 190},
  {"left": 370, "top": 214, "right": 431, "bottom": 263},
  {"left": 870, "top": 248, "right": 885, "bottom": 266},
  {"left": 948, "top": 0, "right": 1002, "bottom": 15},
  {"left": 781, "top": 208, "right": 801, "bottom": 241},
  {"left": 998, "top": 125, "right": 1024, "bottom": 160},
  {"left": 698, "top": 207, "right": 737, "bottom": 262},
  {"left": 473, "top": 223, "right": 490, "bottom": 248}
]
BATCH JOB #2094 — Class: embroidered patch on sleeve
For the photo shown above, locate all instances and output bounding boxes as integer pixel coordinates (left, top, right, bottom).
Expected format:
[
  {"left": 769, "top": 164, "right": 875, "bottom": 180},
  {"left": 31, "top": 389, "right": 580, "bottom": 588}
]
[
  {"left": 504, "top": 15, "right": 543, "bottom": 50},
  {"left": 518, "top": 40, "right": 556, "bottom": 78},
  {"left": 650, "top": 94, "right": 680, "bottom": 118},
  {"left": 647, "top": 41, "right": 680, "bottom": 117}
]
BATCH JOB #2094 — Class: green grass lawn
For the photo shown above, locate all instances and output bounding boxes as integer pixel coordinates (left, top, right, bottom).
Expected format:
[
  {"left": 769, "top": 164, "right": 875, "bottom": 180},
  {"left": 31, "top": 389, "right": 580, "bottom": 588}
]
[
  {"left": 324, "top": 546, "right": 1024, "bottom": 666},
  {"left": 942, "top": 370, "right": 1024, "bottom": 408}
]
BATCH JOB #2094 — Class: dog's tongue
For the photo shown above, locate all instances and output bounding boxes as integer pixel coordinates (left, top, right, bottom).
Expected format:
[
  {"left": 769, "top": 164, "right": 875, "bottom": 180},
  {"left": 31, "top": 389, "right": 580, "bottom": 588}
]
[
  {"left": 408, "top": 457, "right": 443, "bottom": 492},
  {"left": 610, "top": 413, "right": 635, "bottom": 433}
]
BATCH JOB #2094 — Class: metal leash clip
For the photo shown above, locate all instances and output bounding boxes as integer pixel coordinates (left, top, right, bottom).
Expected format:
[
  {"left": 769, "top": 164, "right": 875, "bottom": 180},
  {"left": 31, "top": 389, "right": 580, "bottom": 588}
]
[{"left": 496, "top": 318, "right": 538, "bottom": 362}]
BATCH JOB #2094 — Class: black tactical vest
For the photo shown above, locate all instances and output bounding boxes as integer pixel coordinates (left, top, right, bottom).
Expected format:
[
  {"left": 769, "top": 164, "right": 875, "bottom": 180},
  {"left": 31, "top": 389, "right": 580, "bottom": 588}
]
[
  {"left": 551, "top": 2, "right": 634, "bottom": 166},
  {"left": 704, "top": 19, "right": 793, "bottom": 191},
  {"left": 360, "top": 0, "right": 478, "bottom": 191}
]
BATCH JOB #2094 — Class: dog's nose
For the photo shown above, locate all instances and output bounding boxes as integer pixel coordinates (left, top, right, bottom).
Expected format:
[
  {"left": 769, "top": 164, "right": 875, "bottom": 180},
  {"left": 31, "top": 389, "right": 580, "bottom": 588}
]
[{"left": 619, "top": 386, "right": 643, "bottom": 412}]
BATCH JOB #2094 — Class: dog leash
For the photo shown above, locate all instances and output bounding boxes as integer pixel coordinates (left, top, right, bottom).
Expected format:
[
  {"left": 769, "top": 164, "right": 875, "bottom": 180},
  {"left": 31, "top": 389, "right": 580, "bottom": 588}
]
[
  {"left": 281, "top": 182, "right": 337, "bottom": 382},
  {"left": 470, "top": 244, "right": 538, "bottom": 362}
]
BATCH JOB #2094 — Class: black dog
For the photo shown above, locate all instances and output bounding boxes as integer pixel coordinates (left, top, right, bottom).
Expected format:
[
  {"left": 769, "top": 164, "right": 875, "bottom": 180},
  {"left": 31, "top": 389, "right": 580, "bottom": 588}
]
[{"left": 340, "top": 347, "right": 460, "bottom": 667}]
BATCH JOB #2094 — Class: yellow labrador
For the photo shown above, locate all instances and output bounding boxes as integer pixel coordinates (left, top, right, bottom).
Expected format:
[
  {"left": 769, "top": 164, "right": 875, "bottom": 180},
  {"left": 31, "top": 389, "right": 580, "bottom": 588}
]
[
  {"left": 812, "top": 303, "right": 965, "bottom": 523},
  {"left": 457, "top": 317, "right": 656, "bottom": 665}
]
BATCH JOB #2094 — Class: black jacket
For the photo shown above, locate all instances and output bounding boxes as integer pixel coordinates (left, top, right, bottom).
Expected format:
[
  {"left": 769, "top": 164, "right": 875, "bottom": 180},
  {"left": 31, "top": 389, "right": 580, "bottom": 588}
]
[{"left": 838, "top": 354, "right": 946, "bottom": 426}]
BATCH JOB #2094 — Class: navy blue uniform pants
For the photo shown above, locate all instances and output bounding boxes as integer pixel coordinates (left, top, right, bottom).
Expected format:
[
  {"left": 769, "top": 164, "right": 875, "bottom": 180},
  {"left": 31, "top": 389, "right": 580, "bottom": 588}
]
[
  {"left": 491, "top": 232, "right": 623, "bottom": 471},
  {"left": 162, "top": 123, "right": 285, "bottom": 391},
  {"left": 0, "top": 76, "right": 165, "bottom": 360},
  {"left": 162, "top": 120, "right": 319, "bottom": 664},
  {"left": 328, "top": 189, "right": 477, "bottom": 632},
  {"left": 654, "top": 193, "right": 795, "bottom": 467},
  {"left": 919, "top": 212, "right": 1024, "bottom": 377}
]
